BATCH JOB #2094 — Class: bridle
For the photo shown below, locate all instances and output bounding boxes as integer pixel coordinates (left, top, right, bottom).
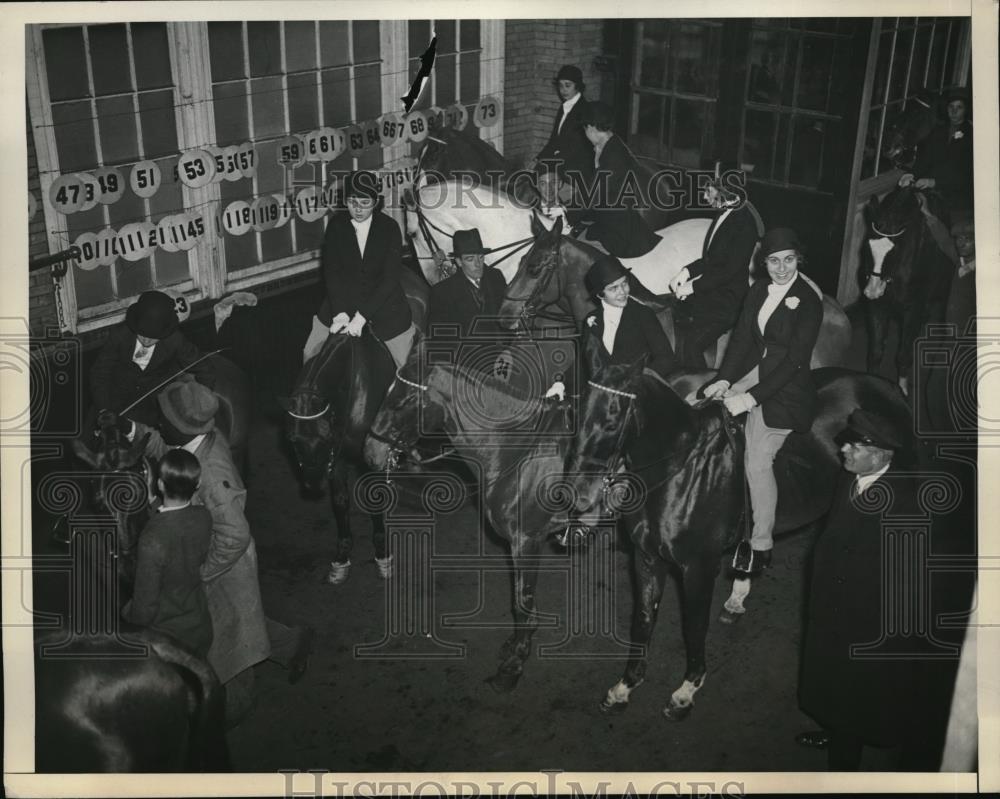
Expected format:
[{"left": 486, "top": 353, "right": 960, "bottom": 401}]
[
  {"left": 285, "top": 392, "right": 342, "bottom": 480},
  {"left": 502, "top": 239, "right": 576, "bottom": 332},
  {"left": 584, "top": 379, "right": 638, "bottom": 510}
]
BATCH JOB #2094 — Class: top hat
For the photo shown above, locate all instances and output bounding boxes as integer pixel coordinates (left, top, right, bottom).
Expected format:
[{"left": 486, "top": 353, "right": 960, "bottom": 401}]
[
  {"left": 157, "top": 380, "right": 219, "bottom": 436},
  {"left": 555, "top": 64, "right": 584, "bottom": 88},
  {"left": 835, "top": 408, "right": 913, "bottom": 454},
  {"left": 125, "top": 291, "right": 179, "bottom": 340},
  {"left": 760, "top": 227, "right": 802, "bottom": 258},
  {"left": 450, "top": 229, "right": 491, "bottom": 257},
  {"left": 585, "top": 254, "right": 630, "bottom": 297},
  {"left": 344, "top": 170, "right": 381, "bottom": 201}
]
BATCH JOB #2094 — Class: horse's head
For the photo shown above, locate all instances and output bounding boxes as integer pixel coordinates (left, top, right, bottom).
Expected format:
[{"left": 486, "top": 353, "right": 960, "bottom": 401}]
[
  {"left": 497, "top": 214, "right": 566, "bottom": 330},
  {"left": 565, "top": 356, "right": 645, "bottom": 526},
  {"left": 277, "top": 390, "right": 337, "bottom": 496},
  {"left": 882, "top": 91, "right": 939, "bottom": 170},
  {"left": 862, "top": 186, "right": 921, "bottom": 300}
]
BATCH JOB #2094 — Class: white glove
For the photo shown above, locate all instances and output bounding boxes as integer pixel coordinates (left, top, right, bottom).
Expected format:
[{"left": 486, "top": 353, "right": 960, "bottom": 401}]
[
  {"left": 897, "top": 173, "right": 915, "bottom": 188},
  {"left": 544, "top": 381, "right": 566, "bottom": 401},
  {"left": 673, "top": 280, "right": 695, "bottom": 299},
  {"left": 543, "top": 204, "right": 567, "bottom": 220},
  {"left": 669, "top": 267, "right": 691, "bottom": 295},
  {"left": 702, "top": 379, "right": 731, "bottom": 400},
  {"left": 914, "top": 177, "right": 936, "bottom": 190},
  {"left": 345, "top": 312, "right": 366, "bottom": 337},
  {"left": 329, "top": 312, "right": 351, "bottom": 334},
  {"left": 723, "top": 392, "right": 757, "bottom": 416}
]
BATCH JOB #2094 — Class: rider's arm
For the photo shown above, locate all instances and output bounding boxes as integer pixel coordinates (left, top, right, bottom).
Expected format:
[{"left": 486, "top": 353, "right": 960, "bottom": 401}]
[
  {"left": 685, "top": 212, "right": 758, "bottom": 293},
  {"left": 748, "top": 289, "right": 823, "bottom": 405},
  {"left": 199, "top": 478, "right": 251, "bottom": 582}
]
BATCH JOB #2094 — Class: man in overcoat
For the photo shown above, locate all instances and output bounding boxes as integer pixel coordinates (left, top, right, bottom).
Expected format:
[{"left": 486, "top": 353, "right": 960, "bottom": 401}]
[{"left": 427, "top": 229, "right": 506, "bottom": 340}]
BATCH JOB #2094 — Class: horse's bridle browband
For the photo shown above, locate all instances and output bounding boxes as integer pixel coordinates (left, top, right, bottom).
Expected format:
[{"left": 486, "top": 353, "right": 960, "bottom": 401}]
[
  {"left": 287, "top": 404, "right": 331, "bottom": 420},
  {"left": 871, "top": 223, "right": 906, "bottom": 239},
  {"left": 586, "top": 380, "right": 637, "bottom": 400},
  {"left": 395, "top": 369, "right": 429, "bottom": 392}
]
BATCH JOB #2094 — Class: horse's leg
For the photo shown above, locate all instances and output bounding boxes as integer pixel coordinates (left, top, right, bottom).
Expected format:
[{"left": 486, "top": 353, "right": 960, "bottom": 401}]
[
  {"left": 896, "top": 301, "right": 926, "bottom": 397},
  {"left": 369, "top": 496, "right": 392, "bottom": 580},
  {"left": 325, "top": 460, "right": 354, "bottom": 585},
  {"left": 488, "top": 535, "right": 542, "bottom": 693},
  {"left": 865, "top": 300, "right": 887, "bottom": 376},
  {"left": 601, "top": 550, "right": 669, "bottom": 713},
  {"left": 664, "top": 554, "right": 721, "bottom": 721},
  {"left": 720, "top": 575, "right": 752, "bottom": 623}
]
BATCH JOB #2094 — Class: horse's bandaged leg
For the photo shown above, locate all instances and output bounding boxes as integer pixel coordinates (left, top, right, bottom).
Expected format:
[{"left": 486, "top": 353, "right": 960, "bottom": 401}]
[
  {"left": 723, "top": 576, "right": 752, "bottom": 615},
  {"left": 603, "top": 679, "right": 637, "bottom": 708},
  {"left": 669, "top": 675, "right": 705, "bottom": 709}
]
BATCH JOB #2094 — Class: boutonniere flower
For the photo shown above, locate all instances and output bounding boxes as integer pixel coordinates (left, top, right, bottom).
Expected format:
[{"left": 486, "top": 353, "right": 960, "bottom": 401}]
[
  {"left": 586, "top": 314, "right": 598, "bottom": 328},
  {"left": 953, "top": 130, "right": 964, "bottom": 140},
  {"left": 784, "top": 296, "right": 800, "bottom": 310}
]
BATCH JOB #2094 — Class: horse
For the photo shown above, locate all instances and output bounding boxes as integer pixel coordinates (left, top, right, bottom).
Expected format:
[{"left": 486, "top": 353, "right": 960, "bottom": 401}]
[
  {"left": 35, "top": 625, "right": 230, "bottom": 772},
  {"left": 882, "top": 89, "right": 941, "bottom": 171},
  {"left": 500, "top": 214, "right": 853, "bottom": 370},
  {"left": 860, "top": 185, "right": 955, "bottom": 396},
  {"left": 363, "top": 331, "right": 576, "bottom": 691},
  {"left": 564, "top": 351, "right": 913, "bottom": 720}
]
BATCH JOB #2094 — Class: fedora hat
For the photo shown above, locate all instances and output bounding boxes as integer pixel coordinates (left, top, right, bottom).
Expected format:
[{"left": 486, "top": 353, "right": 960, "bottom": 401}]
[
  {"left": 835, "top": 408, "right": 913, "bottom": 455},
  {"left": 585, "top": 254, "right": 630, "bottom": 297},
  {"left": 158, "top": 380, "right": 219, "bottom": 436},
  {"left": 125, "top": 291, "right": 179, "bottom": 340},
  {"left": 344, "top": 170, "right": 381, "bottom": 201},
  {"left": 450, "top": 229, "right": 491, "bottom": 257},
  {"left": 760, "top": 227, "right": 802, "bottom": 258}
]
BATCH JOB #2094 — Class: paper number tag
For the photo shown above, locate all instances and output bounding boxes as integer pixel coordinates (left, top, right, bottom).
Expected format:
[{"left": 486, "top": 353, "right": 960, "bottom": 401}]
[
  {"left": 474, "top": 96, "right": 501, "bottom": 128},
  {"left": 177, "top": 149, "right": 216, "bottom": 188},
  {"left": 130, "top": 160, "right": 162, "bottom": 199}
]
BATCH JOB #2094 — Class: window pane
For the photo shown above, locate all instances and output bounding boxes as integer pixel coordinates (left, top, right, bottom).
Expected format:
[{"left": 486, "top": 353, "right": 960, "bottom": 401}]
[
  {"left": 139, "top": 89, "right": 178, "bottom": 159},
  {"left": 320, "top": 21, "right": 350, "bottom": 67},
  {"left": 435, "top": 54, "right": 456, "bottom": 106},
  {"left": 73, "top": 262, "right": 114, "bottom": 308},
  {"left": 909, "top": 25, "right": 932, "bottom": 94},
  {"left": 460, "top": 20, "right": 481, "bottom": 51},
  {"left": 871, "top": 31, "right": 894, "bottom": 106},
  {"left": 798, "top": 36, "right": 834, "bottom": 111},
  {"left": 255, "top": 139, "right": 284, "bottom": 195},
  {"left": 672, "top": 99, "right": 707, "bottom": 168},
  {"left": 250, "top": 76, "right": 285, "bottom": 139},
  {"left": 632, "top": 93, "right": 663, "bottom": 160},
  {"left": 744, "top": 109, "right": 775, "bottom": 179},
  {"left": 409, "top": 20, "right": 431, "bottom": 56},
  {"left": 889, "top": 28, "right": 914, "bottom": 101},
  {"left": 672, "top": 24, "right": 712, "bottom": 96},
  {"left": 861, "top": 106, "right": 884, "bottom": 179},
  {"left": 774, "top": 113, "right": 790, "bottom": 181},
  {"left": 97, "top": 95, "right": 139, "bottom": 165},
  {"left": 436, "top": 20, "right": 457, "bottom": 54},
  {"left": 287, "top": 72, "right": 318, "bottom": 133},
  {"left": 43, "top": 27, "right": 90, "bottom": 101},
  {"left": 208, "top": 22, "right": 245, "bottom": 82},
  {"left": 153, "top": 248, "right": 190, "bottom": 286},
  {"left": 788, "top": 116, "right": 825, "bottom": 187},
  {"left": 248, "top": 22, "right": 282, "bottom": 77},
  {"left": 221, "top": 178, "right": 259, "bottom": 270},
  {"left": 52, "top": 101, "right": 97, "bottom": 172},
  {"left": 460, "top": 51, "right": 480, "bottom": 103},
  {"left": 116, "top": 259, "right": 154, "bottom": 297},
  {"left": 261, "top": 224, "right": 293, "bottom": 262},
  {"left": 925, "top": 23, "right": 949, "bottom": 90},
  {"left": 353, "top": 20, "right": 380, "bottom": 62},
  {"left": 297, "top": 216, "right": 326, "bottom": 252},
  {"left": 132, "top": 23, "right": 172, "bottom": 90},
  {"left": 107, "top": 187, "right": 144, "bottom": 227},
  {"left": 354, "top": 63, "right": 382, "bottom": 121},
  {"left": 639, "top": 21, "right": 668, "bottom": 88},
  {"left": 213, "top": 82, "right": 250, "bottom": 146},
  {"left": 748, "top": 30, "right": 785, "bottom": 105},
  {"left": 321, "top": 67, "right": 352, "bottom": 126},
  {"left": 285, "top": 21, "right": 317, "bottom": 73},
  {"left": 357, "top": 148, "right": 383, "bottom": 170},
  {"left": 89, "top": 24, "right": 132, "bottom": 97},
  {"left": 943, "top": 23, "right": 963, "bottom": 84},
  {"left": 149, "top": 156, "right": 183, "bottom": 216}
]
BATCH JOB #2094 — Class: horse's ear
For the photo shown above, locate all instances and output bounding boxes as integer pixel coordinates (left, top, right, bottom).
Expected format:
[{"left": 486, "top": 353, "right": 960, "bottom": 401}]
[
  {"left": 71, "top": 438, "right": 101, "bottom": 469},
  {"left": 530, "top": 210, "right": 546, "bottom": 238},
  {"left": 276, "top": 395, "right": 293, "bottom": 413}
]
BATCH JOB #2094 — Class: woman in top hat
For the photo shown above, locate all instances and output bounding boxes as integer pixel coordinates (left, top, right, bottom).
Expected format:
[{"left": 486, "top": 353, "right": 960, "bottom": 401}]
[
  {"left": 670, "top": 159, "right": 763, "bottom": 368},
  {"left": 304, "top": 170, "right": 415, "bottom": 367},
  {"left": 536, "top": 64, "right": 593, "bottom": 190},
  {"left": 583, "top": 254, "right": 676, "bottom": 378},
  {"left": 702, "top": 228, "right": 824, "bottom": 573},
  {"left": 427, "top": 228, "right": 507, "bottom": 340},
  {"left": 89, "top": 290, "right": 215, "bottom": 428}
]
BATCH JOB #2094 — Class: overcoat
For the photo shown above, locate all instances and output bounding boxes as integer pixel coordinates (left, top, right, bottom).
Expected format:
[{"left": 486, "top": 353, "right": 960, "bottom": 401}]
[
  {"left": 585, "top": 298, "right": 676, "bottom": 379},
  {"left": 427, "top": 267, "right": 506, "bottom": 340}
]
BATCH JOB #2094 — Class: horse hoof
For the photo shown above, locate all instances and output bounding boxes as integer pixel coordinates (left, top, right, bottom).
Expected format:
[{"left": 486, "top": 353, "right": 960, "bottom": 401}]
[
  {"left": 486, "top": 669, "right": 521, "bottom": 693},
  {"left": 375, "top": 555, "right": 393, "bottom": 580},
  {"left": 325, "top": 560, "right": 351, "bottom": 585},
  {"left": 662, "top": 702, "right": 693, "bottom": 722},
  {"left": 718, "top": 607, "right": 744, "bottom": 625}
]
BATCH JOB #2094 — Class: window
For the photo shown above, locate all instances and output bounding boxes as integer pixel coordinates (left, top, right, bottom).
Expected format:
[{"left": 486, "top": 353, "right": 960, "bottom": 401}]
[
  {"left": 629, "top": 20, "right": 721, "bottom": 168},
  {"left": 740, "top": 20, "right": 855, "bottom": 191},
  {"left": 39, "top": 23, "right": 191, "bottom": 313},
  {"left": 861, "top": 17, "right": 967, "bottom": 179}
]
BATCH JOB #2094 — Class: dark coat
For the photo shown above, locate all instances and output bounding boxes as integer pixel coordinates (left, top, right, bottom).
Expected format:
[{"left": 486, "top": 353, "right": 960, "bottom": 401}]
[
  {"left": 681, "top": 203, "right": 761, "bottom": 326},
  {"left": 90, "top": 324, "right": 215, "bottom": 422},
  {"left": 537, "top": 96, "right": 594, "bottom": 185},
  {"left": 427, "top": 267, "right": 506, "bottom": 340},
  {"left": 799, "top": 469, "right": 929, "bottom": 747},
  {"left": 718, "top": 274, "right": 823, "bottom": 432},
  {"left": 317, "top": 211, "right": 412, "bottom": 340},
  {"left": 585, "top": 299, "right": 676, "bottom": 378},
  {"left": 582, "top": 135, "right": 661, "bottom": 259},
  {"left": 913, "top": 120, "right": 973, "bottom": 213},
  {"left": 126, "top": 506, "right": 214, "bottom": 657}
]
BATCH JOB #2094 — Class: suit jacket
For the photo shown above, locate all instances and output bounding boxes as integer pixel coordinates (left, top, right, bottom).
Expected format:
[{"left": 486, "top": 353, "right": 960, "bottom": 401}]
[
  {"left": 718, "top": 274, "right": 823, "bottom": 432},
  {"left": 127, "top": 506, "right": 214, "bottom": 657},
  {"left": 317, "top": 211, "right": 412, "bottom": 340},
  {"left": 90, "top": 324, "right": 216, "bottom": 419},
  {"left": 537, "top": 96, "right": 594, "bottom": 185},
  {"left": 427, "top": 267, "right": 507, "bottom": 340},
  {"left": 681, "top": 203, "right": 761, "bottom": 326},
  {"left": 914, "top": 120, "right": 973, "bottom": 213},
  {"left": 583, "top": 135, "right": 661, "bottom": 259},
  {"left": 585, "top": 299, "right": 676, "bottom": 378},
  {"left": 138, "top": 426, "right": 270, "bottom": 683}
]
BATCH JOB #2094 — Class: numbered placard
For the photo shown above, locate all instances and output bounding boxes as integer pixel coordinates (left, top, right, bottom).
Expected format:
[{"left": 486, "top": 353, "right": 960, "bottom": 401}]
[
  {"left": 173, "top": 212, "right": 206, "bottom": 251},
  {"left": 251, "top": 196, "right": 282, "bottom": 232},
  {"left": 404, "top": 111, "right": 429, "bottom": 144},
  {"left": 277, "top": 135, "right": 306, "bottom": 168},
  {"left": 116, "top": 221, "right": 157, "bottom": 262},
  {"left": 273, "top": 194, "right": 293, "bottom": 229},
  {"left": 318, "top": 127, "right": 344, "bottom": 162},
  {"left": 446, "top": 104, "right": 469, "bottom": 131},
  {"left": 295, "top": 186, "right": 327, "bottom": 222},
  {"left": 156, "top": 215, "right": 180, "bottom": 253},
  {"left": 95, "top": 227, "right": 122, "bottom": 267},
  {"left": 93, "top": 167, "right": 125, "bottom": 205},
  {"left": 474, "top": 96, "right": 502, "bottom": 128},
  {"left": 221, "top": 200, "right": 253, "bottom": 236},
  {"left": 72, "top": 232, "right": 102, "bottom": 271},
  {"left": 160, "top": 287, "right": 192, "bottom": 322},
  {"left": 237, "top": 142, "right": 257, "bottom": 178},
  {"left": 130, "top": 160, "right": 162, "bottom": 199},
  {"left": 379, "top": 113, "right": 407, "bottom": 146},
  {"left": 220, "top": 145, "right": 243, "bottom": 182},
  {"left": 205, "top": 146, "right": 227, "bottom": 184},
  {"left": 345, "top": 125, "right": 366, "bottom": 155},
  {"left": 362, "top": 119, "right": 382, "bottom": 150},
  {"left": 177, "top": 149, "right": 217, "bottom": 188},
  {"left": 49, "top": 175, "right": 85, "bottom": 214},
  {"left": 379, "top": 157, "right": 419, "bottom": 198},
  {"left": 76, "top": 173, "right": 102, "bottom": 213}
]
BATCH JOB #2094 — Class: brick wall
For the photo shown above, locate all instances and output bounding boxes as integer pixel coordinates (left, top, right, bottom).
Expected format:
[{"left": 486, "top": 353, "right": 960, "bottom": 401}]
[
  {"left": 502, "top": 19, "right": 606, "bottom": 169},
  {"left": 28, "top": 103, "right": 60, "bottom": 337}
]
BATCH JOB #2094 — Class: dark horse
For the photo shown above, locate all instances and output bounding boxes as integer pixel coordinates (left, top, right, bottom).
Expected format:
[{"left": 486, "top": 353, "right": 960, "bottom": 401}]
[
  {"left": 860, "top": 185, "right": 954, "bottom": 396},
  {"left": 363, "top": 331, "right": 575, "bottom": 691},
  {"left": 881, "top": 89, "right": 940, "bottom": 171},
  {"left": 565, "top": 348, "right": 912, "bottom": 719}
]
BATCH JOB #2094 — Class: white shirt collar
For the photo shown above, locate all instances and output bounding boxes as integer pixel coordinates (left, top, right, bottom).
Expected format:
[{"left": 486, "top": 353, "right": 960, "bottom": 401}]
[
  {"left": 562, "top": 93, "right": 582, "bottom": 115},
  {"left": 350, "top": 215, "right": 373, "bottom": 231},
  {"left": 132, "top": 338, "right": 156, "bottom": 370},
  {"left": 158, "top": 501, "right": 192, "bottom": 513},
  {"left": 182, "top": 433, "right": 207, "bottom": 454},
  {"left": 600, "top": 299, "right": 625, "bottom": 322},
  {"left": 855, "top": 463, "right": 891, "bottom": 495}
]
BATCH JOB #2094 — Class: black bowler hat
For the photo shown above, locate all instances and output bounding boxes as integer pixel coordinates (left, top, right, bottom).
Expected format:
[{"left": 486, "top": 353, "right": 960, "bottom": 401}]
[
  {"left": 836, "top": 408, "right": 913, "bottom": 454},
  {"left": 760, "top": 227, "right": 802, "bottom": 258},
  {"left": 585, "top": 254, "right": 630, "bottom": 297},
  {"left": 555, "top": 64, "right": 584, "bottom": 88},
  {"left": 344, "top": 170, "right": 381, "bottom": 201},
  {"left": 450, "top": 229, "right": 491, "bottom": 257},
  {"left": 125, "top": 290, "right": 178, "bottom": 340}
]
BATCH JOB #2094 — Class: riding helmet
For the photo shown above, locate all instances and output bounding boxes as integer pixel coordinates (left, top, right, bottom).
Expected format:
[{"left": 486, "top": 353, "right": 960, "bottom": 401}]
[
  {"left": 554, "top": 64, "right": 585, "bottom": 91},
  {"left": 125, "top": 291, "right": 178, "bottom": 340},
  {"left": 585, "top": 254, "right": 630, "bottom": 297}
]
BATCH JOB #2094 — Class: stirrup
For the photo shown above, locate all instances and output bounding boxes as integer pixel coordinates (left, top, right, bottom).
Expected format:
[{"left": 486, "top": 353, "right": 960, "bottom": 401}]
[
  {"left": 326, "top": 559, "right": 351, "bottom": 585},
  {"left": 375, "top": 554, "right": 393, "bottom": 580}
]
